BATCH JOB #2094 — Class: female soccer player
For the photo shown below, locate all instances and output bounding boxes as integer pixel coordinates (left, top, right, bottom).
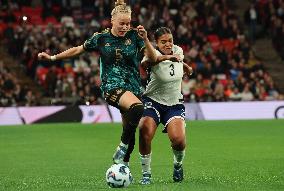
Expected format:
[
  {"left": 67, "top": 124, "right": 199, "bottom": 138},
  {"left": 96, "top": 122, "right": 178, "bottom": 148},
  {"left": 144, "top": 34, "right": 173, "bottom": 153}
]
[
  {"left": 38, "top": 0, "right": 157, "bottom": 165},
  {"left": 138, "top": 27, "right": 193, "bottom": 184}
]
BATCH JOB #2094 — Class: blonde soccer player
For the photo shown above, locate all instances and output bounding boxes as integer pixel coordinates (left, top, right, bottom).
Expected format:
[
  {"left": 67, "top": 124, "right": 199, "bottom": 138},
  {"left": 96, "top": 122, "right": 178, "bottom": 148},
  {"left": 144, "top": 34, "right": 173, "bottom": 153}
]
[{"left": 38, "top": 0, "right": 157, "bottom": 165}]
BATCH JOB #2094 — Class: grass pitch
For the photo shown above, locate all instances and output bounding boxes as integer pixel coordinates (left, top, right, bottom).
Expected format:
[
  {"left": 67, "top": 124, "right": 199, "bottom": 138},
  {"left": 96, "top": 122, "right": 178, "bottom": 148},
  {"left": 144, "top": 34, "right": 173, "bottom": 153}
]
[{"left": 0, "top": 120, "right": 284, "bottom": 191}]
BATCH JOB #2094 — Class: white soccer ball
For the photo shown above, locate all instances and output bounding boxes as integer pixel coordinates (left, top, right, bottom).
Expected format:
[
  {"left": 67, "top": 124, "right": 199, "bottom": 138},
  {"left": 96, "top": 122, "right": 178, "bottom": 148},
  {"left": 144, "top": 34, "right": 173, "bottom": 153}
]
[{"left": 105, "top": 164, "right": 133, "bottom": 188}]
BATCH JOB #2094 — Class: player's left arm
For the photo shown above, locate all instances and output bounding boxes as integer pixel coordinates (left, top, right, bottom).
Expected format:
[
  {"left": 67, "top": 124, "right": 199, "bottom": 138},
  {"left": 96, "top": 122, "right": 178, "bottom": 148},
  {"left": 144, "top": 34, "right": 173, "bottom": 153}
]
[
  {"left": 157, "top": 45, "right": 184, "bottom": 63},
  {"left": 183, "top": 62, "right": 193, "bottom": 76},
  {"left": 157, "top": 54, "right": 182, "bottom": 62},
  {"left": 176, "top": 45, "right": 193, "bottom": 76},
  {"left": 141, "top": 53, "right": 182, "bottom": 69}
]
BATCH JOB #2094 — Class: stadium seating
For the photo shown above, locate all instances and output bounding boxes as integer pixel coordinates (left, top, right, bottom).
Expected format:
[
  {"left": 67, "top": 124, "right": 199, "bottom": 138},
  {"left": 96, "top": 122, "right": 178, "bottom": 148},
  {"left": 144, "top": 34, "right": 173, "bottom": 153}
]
[{"left": 0, "top": 0, "right": 283, "bottom": 106}]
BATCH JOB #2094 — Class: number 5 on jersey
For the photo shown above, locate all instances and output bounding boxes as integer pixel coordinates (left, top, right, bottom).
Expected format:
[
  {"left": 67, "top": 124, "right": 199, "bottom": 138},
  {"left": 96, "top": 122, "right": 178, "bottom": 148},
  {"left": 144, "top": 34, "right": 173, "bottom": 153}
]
[{"left": 115, "top": 49, "right": 122, "bottom": 62}]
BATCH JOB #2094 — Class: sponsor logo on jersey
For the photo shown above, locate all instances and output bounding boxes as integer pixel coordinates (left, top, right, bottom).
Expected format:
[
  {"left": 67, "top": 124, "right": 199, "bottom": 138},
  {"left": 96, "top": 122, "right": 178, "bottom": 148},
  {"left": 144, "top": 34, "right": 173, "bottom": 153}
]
[{"left": 105, "top": 43, "right": 111, "bottom": 47}]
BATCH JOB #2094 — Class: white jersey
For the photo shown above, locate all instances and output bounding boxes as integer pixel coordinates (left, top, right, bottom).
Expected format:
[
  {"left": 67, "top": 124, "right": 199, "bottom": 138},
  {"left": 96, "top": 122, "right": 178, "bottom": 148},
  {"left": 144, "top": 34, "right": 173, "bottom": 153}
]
[{"left": 142, "top": 45, "right": 184, "bottom": 106}]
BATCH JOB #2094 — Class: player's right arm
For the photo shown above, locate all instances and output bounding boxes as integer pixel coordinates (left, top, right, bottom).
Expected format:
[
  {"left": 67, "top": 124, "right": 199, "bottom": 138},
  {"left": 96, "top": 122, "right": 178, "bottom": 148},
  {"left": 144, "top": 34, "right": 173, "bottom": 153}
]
[
  {"left": 156, "top": 54, "right": 182, "bottom": 62},
  {"left": 38, "top": 31, "right": 100, "bottom": 61},
  {"left": 38, "top": 45, "right": 85, "bottom": 61},
  {"left": 141, "top": 54, "right": 182, "bottom": 69}
]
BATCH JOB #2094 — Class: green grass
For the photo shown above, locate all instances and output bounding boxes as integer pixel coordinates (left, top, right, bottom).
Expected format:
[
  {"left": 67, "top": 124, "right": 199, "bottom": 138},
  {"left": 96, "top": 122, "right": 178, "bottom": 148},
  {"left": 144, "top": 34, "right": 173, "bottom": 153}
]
[{"left": 0, "top": 120, "right": 284, "bottom": 191}]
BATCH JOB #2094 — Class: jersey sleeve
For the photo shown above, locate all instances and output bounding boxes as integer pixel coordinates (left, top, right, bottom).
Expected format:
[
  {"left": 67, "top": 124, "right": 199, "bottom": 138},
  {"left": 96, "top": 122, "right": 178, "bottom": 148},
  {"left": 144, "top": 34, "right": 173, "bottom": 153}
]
[
  {"left": 174, "top": 45, "right": 185, "bottom": 60},
  {"left": 83, "top": 32, "right": 100, "bottom": 52},
  {"left": 141, "top": 49, "right": 160, "bottom": 63}
]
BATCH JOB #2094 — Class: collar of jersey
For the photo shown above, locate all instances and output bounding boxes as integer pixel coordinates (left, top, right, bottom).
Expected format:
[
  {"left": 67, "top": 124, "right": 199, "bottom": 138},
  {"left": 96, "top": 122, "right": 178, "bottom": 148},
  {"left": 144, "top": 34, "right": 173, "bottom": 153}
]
[{"left": 110, "top": 30, "right": 129, "bottom": 38}]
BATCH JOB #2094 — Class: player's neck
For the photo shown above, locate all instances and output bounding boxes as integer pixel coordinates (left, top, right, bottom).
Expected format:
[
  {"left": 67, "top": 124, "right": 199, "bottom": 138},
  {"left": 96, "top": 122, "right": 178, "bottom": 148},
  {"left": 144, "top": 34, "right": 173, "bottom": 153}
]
[
  {"left": 111, "top": 28, "right": 119, "bottom": 37},
  {"left": 110, "top": 28, "right": 116, "bottom": 36}
]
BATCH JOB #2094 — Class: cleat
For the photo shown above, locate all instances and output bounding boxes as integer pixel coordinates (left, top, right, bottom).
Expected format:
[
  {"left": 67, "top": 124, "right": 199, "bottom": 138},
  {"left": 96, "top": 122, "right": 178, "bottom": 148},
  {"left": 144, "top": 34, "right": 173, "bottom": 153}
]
[
  {"left": 140, "top": 172, "right": 151, "bottom": 185},
  {"left": 112, "top": 145, "right": 127, "bottom": 164},
  {"left": 173, "top": 164, "right": 183, "bottom": 182}
]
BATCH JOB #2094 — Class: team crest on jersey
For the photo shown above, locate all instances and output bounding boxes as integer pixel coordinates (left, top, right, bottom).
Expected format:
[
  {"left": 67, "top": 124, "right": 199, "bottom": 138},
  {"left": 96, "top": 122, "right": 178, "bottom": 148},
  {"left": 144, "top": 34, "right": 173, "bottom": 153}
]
[{"left": 125, "top": 39, "right": 132, "bottom": 45}]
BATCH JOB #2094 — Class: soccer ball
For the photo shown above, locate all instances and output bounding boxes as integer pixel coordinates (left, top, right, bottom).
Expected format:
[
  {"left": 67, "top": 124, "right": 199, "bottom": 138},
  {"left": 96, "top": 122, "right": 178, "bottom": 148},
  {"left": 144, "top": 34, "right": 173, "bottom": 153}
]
[{"left": 105, "top": 164, "right": 133, "bottom": 188}]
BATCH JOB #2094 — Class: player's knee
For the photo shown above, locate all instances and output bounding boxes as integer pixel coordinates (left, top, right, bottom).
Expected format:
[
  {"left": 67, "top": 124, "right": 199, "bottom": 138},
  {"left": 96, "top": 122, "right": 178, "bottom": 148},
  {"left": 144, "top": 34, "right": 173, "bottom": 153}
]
[
  {"left": 126, "top": 102, "right": 144, "bottom": 126},
  {"left": 139, "top": 128, "right": 153, "bottom": 144},
  {"left": 171, "top": 135, "right": 186, "bottom": 150},
  {"left": 173, "top": 142, "right": 186, "bottom": 151}
]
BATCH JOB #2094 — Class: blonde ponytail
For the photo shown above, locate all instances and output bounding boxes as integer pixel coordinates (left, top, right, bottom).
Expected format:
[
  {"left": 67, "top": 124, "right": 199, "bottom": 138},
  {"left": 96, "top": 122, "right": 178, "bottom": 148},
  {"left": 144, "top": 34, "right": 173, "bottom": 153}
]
[{"left": 111, "top": 0, "right": 131, "bottom": 17}]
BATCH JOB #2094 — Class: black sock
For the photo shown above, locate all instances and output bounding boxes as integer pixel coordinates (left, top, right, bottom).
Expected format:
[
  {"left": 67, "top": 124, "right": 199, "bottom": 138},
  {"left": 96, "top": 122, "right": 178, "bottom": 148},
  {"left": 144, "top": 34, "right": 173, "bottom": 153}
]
[
  {"left": 123, "top": 131, "right": 136, "bottom": 162},
  {"left": 121, "top": 123, "right": 136, "bottom": 145}
]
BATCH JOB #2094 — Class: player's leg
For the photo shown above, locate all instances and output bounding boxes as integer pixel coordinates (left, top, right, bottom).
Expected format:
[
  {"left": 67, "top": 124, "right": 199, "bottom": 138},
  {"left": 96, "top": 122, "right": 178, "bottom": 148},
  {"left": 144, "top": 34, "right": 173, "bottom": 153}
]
[
  {"left": 138, "top": 97, "right": 161, "bottom": 185},
  {"left": 139, "top": 116, "right": 158, "bottom": 184},
  {"left": 162, "top": 104, "right": 186, "bottom": 182},
  {"left": 167, "top": 118, "right": 186, "bottom": 182},
  {"left": 106, "top": 90, "right": 144, "bottom": 164},
  {"left": 122, "top": 114, "right": 136, "bottom": 166},
  {"left": 118, "top": 91, "right": 143, "bottom": 163}
]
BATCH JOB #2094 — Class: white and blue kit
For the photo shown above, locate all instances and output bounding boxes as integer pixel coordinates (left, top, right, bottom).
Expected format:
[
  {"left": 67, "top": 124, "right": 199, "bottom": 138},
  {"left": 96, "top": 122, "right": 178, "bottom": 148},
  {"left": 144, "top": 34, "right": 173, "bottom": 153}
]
[{"left": 141, "top": 45, "right": 185, "bottom": 131}]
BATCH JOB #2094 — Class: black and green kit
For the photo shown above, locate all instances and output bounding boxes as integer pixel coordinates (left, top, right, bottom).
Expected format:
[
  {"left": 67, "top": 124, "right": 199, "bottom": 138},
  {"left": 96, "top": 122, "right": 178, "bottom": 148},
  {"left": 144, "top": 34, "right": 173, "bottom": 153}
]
[{"left": 83, "top": 29, "right": 145, "bottom": 96}]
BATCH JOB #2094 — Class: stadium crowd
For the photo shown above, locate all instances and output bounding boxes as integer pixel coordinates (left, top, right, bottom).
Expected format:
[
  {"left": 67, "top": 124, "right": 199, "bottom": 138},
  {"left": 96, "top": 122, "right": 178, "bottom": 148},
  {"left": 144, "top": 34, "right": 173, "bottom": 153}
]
[
  {"left": 0, "top": 60, "right": 38, "bottom": 106},
  {"left": 249, "top": 0, "right": 284, "bottom": 60},
  {"left": 0, "top": 0, "right": 283, "bottom": 106}
]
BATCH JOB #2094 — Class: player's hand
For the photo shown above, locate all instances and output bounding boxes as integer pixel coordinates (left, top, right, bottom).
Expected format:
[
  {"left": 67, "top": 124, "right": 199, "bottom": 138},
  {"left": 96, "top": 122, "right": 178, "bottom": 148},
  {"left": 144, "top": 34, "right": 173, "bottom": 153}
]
[
  {"left": 38, "top": 52, "right": 51, "bottom": 61},
  {"left": 183, "top": 63, "right": 193, "bottom": 76},
  {"left": 137, "top": 25, "right": 148, "bottom": 40},
  {"left": 168, "top": 54, "right": 182, "bottom": 62}
]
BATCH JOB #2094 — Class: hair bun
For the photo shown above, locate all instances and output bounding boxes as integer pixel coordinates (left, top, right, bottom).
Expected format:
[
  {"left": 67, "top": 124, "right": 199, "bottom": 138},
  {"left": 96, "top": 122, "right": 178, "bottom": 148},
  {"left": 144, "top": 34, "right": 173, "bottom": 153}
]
[
  {"left": 111, "top": 0, "right": 131, "bottom": 17},
  {"left": 115, "top": 0, "right": 126, "bottom": 6}
]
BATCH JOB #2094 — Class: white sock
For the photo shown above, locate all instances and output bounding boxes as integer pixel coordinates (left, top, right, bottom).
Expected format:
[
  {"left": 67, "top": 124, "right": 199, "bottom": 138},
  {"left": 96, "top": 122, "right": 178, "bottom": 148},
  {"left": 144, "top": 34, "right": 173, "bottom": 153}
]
[
  {"left": 172, "top": 148, "right": 185, "bottom": 166},
  {"left": 140, "top": 153, "right": 152, "bottom": 174}
]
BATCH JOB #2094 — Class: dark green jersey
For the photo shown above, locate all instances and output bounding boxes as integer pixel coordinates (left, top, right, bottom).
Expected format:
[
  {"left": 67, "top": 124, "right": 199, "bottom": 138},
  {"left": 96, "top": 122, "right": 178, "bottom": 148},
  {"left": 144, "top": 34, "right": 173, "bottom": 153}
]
[{"left": 83, "top": 29, "right": 145, "bottom": 95}]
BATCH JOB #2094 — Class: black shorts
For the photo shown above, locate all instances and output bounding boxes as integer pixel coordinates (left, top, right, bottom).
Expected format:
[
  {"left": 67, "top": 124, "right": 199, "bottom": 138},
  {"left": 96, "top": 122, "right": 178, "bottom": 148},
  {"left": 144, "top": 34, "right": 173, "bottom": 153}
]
[
  {"left": 142, "top": 96, "right": 185, "bottom": 133},
  {"left": 104, "top": 88, "right": 142, "bottom": 113},
  {"left": 104, "top": 88, "right": 127, "bottom": 109}
]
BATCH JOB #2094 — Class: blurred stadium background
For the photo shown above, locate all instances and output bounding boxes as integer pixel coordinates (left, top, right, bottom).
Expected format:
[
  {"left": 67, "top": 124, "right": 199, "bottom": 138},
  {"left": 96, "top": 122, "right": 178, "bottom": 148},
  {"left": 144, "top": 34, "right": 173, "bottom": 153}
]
[{"left": 0, "top": 0, "right": 284, "bottom": 190}]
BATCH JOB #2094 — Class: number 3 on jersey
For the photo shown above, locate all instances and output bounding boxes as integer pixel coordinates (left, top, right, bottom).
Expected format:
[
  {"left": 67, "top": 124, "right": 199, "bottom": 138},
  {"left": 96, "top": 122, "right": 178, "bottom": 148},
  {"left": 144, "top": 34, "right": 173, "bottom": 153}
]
[{"left": 169, "top": 64, "right": 175, "bottom": 76}]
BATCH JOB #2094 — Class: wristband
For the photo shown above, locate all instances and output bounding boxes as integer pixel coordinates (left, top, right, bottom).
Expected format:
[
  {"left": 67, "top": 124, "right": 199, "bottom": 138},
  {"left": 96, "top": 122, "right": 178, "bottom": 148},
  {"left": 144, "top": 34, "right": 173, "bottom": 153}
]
[{"left": 50, "top": 55, "right": 57, "bottom": 61}]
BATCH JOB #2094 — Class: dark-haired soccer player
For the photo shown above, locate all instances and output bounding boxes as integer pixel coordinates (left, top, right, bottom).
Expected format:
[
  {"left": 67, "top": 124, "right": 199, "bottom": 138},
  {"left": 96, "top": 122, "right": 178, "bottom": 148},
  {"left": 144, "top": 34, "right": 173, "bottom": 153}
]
[{"left": 139, "top": 27, "right": 193, "bottom": 184}]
